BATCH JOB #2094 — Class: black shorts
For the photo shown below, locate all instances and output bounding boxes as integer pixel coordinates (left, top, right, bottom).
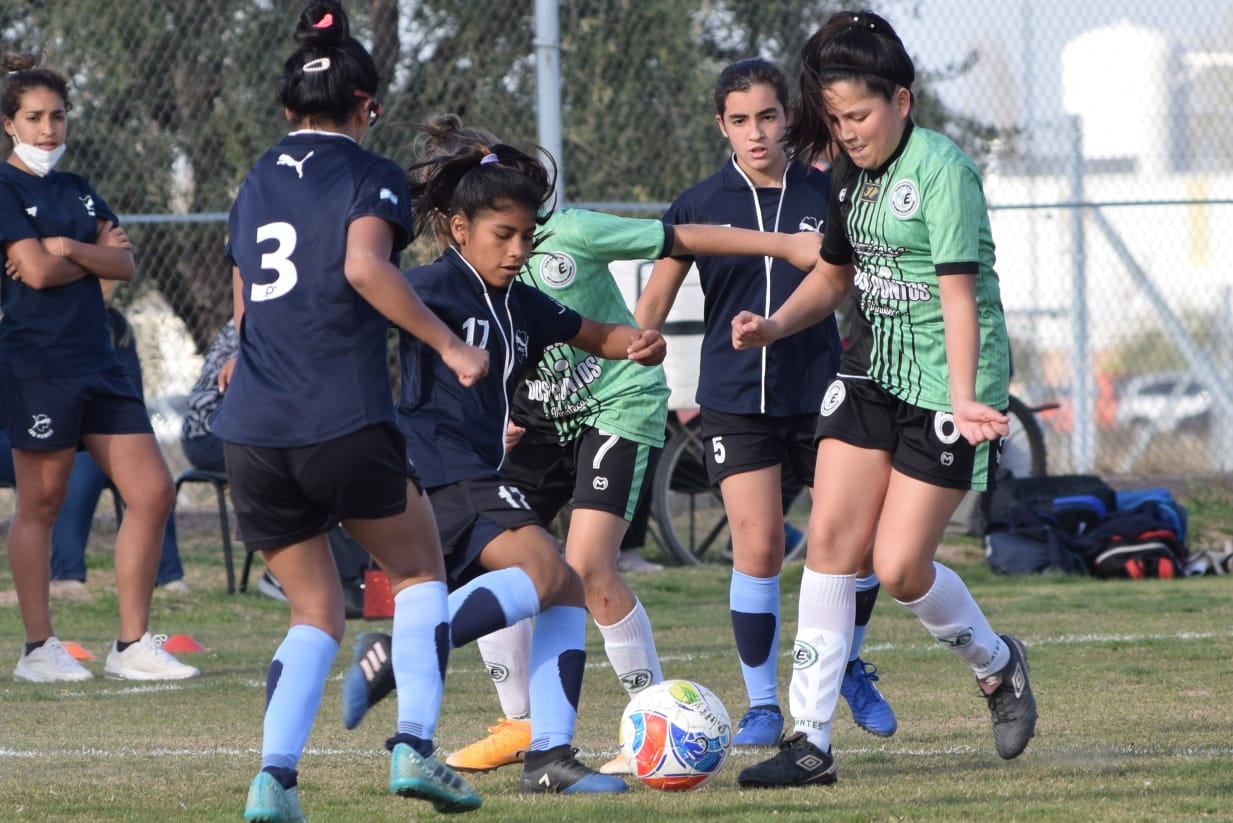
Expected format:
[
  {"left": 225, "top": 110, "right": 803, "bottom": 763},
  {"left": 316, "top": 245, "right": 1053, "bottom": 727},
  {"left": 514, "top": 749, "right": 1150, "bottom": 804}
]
[
  {"left": 815, "top": 377, "right": 1000, "bottom": 491},
  {"left": 2, "top": 367, "right": 152, "bottom": 450},
  {"left": 501, "top": 429, "right": 653, "bottom": 523},
  {"left": 428, "top": 475, "right": 544, "bottom": 584},
  {"left": 698, "top": 407, "right": 819, "bottom": 486},
  {"left": 223, "top": 422, "right": 410, "bottom": 553}
]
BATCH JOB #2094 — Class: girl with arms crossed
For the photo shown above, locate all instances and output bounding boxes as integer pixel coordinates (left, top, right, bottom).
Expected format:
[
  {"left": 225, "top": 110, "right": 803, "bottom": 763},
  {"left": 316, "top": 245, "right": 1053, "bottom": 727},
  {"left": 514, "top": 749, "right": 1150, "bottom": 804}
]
[
  {"left": 637, "top": 57, "right": 896, "bottom": 746},
  {"left": 217, "top": 4, "right": 487, "bottom": 819},
  {"left": 734, "top": 11, "right": 1036, "bottom": 789},
  {"left": 0, "top": 54, "right": 197, "bottom": 684}
]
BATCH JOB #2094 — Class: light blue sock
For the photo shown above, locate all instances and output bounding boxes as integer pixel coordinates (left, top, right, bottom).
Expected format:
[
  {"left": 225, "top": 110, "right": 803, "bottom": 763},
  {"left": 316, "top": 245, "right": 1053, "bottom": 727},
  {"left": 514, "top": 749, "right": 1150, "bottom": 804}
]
[
  {"left": 528, "top": 605, "right": 587, "bottom": 752},
  {"left": 393, "top": 581, "right": 450, "bottom": 743},
  {"left": 449, "top": 567, "right": 541, "bottom": 649},
  {"left": 729, "top": 569, "right": 781, "bottom": 708},
  {"left": 261, "top": 624, "right": 339, "bottom": 772}
]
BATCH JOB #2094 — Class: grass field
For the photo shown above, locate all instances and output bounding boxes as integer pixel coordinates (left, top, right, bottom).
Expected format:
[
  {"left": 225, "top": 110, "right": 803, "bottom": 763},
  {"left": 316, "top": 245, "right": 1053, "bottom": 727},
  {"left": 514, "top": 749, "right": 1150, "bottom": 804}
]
[{"left": 2, "top": 484, "right": 1232, "bottom": 822}]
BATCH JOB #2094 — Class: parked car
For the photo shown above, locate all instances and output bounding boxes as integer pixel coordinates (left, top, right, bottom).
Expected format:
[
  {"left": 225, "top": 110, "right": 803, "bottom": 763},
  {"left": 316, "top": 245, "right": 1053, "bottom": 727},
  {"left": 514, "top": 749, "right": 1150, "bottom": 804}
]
[{"left": 1115, "top": 372, "right": 1213, "bottom": 430}]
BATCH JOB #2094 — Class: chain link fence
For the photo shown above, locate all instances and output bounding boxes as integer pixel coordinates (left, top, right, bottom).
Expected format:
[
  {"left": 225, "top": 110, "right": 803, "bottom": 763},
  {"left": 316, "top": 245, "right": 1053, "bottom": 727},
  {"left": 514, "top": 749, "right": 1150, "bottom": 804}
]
[{"left": 3, "top": 0, "right": 1230, "bottom": 483}]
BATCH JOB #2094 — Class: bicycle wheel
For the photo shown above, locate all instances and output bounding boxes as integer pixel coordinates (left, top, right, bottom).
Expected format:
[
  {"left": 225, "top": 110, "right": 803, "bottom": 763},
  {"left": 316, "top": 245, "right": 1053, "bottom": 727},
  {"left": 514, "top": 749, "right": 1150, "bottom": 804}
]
[
  {"left": 1002, "top": 394, "right": 1048, "bottom": 477},
  {"left": 650, "top": 416, "right": 729, "bottom": 565}
]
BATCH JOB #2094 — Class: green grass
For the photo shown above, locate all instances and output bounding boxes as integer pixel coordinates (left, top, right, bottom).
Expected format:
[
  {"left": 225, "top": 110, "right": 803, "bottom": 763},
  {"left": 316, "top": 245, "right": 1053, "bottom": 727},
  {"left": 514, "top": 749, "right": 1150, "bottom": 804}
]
[{"left": 2, "top": 493, "right": 1233, "bottom": 822}]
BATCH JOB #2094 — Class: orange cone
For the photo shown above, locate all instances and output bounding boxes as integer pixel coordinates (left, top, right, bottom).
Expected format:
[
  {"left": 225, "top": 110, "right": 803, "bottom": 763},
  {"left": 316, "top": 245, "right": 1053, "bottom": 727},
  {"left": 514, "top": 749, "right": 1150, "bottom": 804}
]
[
  {"left": 161, "top": 634, "right": 207, "bottom": 653},
  {"left": 61, "top": 641, "right": 96, "bottom": 661}
]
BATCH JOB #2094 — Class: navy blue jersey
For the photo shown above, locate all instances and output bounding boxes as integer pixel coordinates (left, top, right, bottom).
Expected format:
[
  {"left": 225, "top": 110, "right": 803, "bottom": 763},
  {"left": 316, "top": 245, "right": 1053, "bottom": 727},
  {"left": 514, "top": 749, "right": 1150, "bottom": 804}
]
[
  {"left": 664, "top": 156, "right": 842, "bottom": 416},
  {"left": 212, "top": 131, "right": 412, "bottom": 447},
  {"left": 0, "top": 164, "right": 119, "bottom": 378},
  {"left": 398, "top": 247, "right": 583, "bottom": 488}
]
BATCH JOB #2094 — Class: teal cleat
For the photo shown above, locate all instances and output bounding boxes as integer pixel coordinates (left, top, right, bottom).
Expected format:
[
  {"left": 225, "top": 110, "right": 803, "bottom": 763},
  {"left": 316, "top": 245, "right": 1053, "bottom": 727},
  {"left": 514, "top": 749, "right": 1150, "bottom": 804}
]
[
  {"left": 244, "top": 772, "right": 306, "bottom": 823},
  {"left": 390, "top": 742, "right": 482, "bottom": 814}
]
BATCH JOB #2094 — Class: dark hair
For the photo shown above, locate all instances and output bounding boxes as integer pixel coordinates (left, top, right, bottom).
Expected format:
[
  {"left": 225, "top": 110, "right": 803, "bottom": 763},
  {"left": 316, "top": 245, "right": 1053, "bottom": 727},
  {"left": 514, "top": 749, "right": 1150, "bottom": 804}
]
[
  {"left": 1, "top": 52, "right": 71, "bottom": 121},
  {"left": 415, "top": 113, "right": 500, "bottom": 174},
  {"left": 408, "top": 135, "right": 555, "bottom": 242},
  {"left": 713, "top": 58, "right": 790, "bottom": 117},
  {"left": 785, "top": 10, "right": 915, "bottom": 161},
  {"left": 278, "top": 1, "right": 379, "bottom": 126}
]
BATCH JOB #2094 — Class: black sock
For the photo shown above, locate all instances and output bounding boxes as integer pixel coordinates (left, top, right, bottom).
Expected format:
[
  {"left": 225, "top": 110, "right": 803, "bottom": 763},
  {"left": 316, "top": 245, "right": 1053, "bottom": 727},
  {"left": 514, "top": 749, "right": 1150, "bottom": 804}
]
[
  {"left": 261, "top": 766, "right": 298, "bottom": 790},
  {"left": 115, "top": 638, "right": 140, "bottom": 653},
  {"left": 24, "top": 638, "right": 48, "bottom": 656}
]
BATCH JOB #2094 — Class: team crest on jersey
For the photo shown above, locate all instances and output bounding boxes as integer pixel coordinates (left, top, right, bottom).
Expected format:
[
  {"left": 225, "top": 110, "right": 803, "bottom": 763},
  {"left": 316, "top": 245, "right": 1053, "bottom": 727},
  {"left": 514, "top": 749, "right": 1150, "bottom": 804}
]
[
  {"left": 859, "top": 181, "right": 882, "bottom": 203},
  {"left": 539, "top": 252, "right": 576, "bottom": 288},
  {"left": 820, "top": 380, "right": 846, "bottom": 417},
  {"left": 79, "top": 195, "right": 96, "bottom": 217},
  {"left": 889, "top": 179, "right": 920, "bottom": 218}
]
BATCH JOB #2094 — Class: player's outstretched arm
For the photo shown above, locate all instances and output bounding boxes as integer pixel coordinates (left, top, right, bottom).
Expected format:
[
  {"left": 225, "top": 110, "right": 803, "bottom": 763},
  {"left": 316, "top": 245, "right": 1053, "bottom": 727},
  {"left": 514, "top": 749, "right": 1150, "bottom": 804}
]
[
  {"left": 343, "top": 216, "right": 488, "bottom": 386},
  {"left": 570, "top": 318, "right": 666, "bottom": 366},
  {"left": 670, "top": 224, "right": 821, "bottom": 272},
  {"left": 732, "top": 258, "right": 854, "bottom": 350}
]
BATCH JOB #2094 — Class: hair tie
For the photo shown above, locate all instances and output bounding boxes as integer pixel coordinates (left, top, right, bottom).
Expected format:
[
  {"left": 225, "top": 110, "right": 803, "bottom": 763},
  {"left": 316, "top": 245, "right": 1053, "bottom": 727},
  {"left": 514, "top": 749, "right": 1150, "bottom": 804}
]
[
  {"left": 314, "top": 12, "right": 334, "bottom": 29},
  {"left": 303, "top": 57, "right": 331, "bottom": 73},
  {"left": 480, "top": 153, "right": 499, "bottom": 165}
]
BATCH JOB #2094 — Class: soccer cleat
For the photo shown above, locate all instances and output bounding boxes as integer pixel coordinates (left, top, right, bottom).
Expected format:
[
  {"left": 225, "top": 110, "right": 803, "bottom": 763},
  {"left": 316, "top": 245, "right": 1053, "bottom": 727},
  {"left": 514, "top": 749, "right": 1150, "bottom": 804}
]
[
  {"left": 598, "top": 752, "right": 631, "bottom": 775},
  {"left": 340, "top": 632, "right": 395, "bottom": 729},
  {"left": 732, "top": 704, "right": 784, "bottom": 746},
  {"left": 257, "top": 570, "right": 287, "bottom": 602},
  {"left": 783, "top": 522, "right": 807, "bottom": 562},
  {"left": 445, "top": 717, "right": 531, "bottom": 773},
  {"left": 519, "top": 745, "right": 629, "bottom": 795},
  {"left": 14, "top": 637, "right": 94, "bottom": 683},
  {"left": 103, "top": 632, "right": 200, "bottom": 680},
  {"left": 840, "top": 658, "right": 898, "bottom": 737},
  {"left": 389, "top": 742, "right": 482, "bottom": 814},
  {"left": 978, "top": 634, "right": 1037, "bottom": 759},
  {"left": 737, "top": 732, "right": 837, "bottom": 788},
  {"left": 244, "top": 772, "right": 306, "bottom": 823}
]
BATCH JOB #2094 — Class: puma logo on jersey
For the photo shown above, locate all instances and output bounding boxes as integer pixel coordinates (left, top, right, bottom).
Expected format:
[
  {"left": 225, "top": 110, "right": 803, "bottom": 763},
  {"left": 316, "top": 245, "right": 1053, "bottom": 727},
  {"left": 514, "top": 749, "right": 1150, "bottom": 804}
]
[
  {"left": 276, "top": 151, "right": 315, "bottom": 178},
  {"left": 379, "top": 188, "right": 399, "bottom": 205},
  {"left": 25, "top": 206, "right": 37, "bottom": 218},
  {"left": 79, "top": 195, "right": 96, "bottom": 217},
  {"left": 798, "top": 216, "right": 823, "bottom": 233}
]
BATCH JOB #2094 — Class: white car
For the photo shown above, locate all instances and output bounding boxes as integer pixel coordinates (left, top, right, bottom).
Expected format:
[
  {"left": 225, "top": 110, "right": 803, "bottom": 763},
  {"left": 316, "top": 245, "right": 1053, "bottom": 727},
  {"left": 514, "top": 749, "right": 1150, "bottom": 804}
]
[{"left": 1116, "top": 372, "right": 1213, "bottom": 430}]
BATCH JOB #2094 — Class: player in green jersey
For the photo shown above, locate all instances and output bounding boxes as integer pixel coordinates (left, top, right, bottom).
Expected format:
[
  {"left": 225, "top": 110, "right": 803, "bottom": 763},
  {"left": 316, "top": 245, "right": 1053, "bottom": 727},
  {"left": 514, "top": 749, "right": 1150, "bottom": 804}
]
[{"left": 732, "top": 11, "right": 1036, "bottom": 789}]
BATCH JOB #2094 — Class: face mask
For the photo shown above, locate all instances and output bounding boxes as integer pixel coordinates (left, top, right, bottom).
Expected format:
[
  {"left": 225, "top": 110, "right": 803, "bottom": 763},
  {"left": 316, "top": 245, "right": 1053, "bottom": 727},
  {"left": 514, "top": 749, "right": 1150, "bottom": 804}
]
[{"left": 9, "top": 131, "right": 66, "bottom": 177}]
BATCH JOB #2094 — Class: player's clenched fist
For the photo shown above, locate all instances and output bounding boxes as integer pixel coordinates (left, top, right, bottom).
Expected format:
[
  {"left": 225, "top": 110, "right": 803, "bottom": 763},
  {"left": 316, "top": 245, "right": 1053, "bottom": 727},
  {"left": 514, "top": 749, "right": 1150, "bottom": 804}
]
[
  {"left": 731, "top": 311, "right": 780, "bottom": 351},
  {"left": 627, "top": 328, "right": 666, "bottom": 365},
  {"left": 444, "top": 341, "right": 490, "bottom": 387}
]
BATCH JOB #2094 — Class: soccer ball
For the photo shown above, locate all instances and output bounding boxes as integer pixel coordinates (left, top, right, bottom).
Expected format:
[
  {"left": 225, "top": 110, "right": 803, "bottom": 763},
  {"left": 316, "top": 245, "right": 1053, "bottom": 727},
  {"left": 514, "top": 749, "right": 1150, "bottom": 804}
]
[{"left": 618, "top": 679, "right": 731, "bottom": 790}]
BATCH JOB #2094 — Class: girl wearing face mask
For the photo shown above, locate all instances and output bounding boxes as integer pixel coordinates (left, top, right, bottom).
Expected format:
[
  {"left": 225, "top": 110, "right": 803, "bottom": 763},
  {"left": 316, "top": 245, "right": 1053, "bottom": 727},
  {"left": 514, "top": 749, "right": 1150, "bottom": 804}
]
[{"left": 0, "top": 53, "right": 199, "bottom": 686}]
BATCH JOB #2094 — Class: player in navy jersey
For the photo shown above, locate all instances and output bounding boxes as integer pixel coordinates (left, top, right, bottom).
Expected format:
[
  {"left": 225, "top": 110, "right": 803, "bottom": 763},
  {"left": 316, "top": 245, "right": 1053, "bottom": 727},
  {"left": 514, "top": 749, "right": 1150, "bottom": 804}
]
[
  {"left": 377, "top": 139, "right": 673, "bottom": 797},
  {"left": 734, "top": 11, "right": 1035, "bottom": 789},
  {"left": 636, "top": 57, "right": 896, "bottom": 746},
  {"left": 218, "top": 4, "right": 486, "bottom": 819},
  {"left": 0, "top": 53, "right": 199, "bottom": 685}
]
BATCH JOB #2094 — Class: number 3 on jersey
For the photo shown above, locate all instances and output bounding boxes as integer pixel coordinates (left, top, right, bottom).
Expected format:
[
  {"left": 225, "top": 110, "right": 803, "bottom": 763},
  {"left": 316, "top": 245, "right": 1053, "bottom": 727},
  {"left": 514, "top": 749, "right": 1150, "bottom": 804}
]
[{"left": 251, "top": 221, "right": 298, "bottom": 302}]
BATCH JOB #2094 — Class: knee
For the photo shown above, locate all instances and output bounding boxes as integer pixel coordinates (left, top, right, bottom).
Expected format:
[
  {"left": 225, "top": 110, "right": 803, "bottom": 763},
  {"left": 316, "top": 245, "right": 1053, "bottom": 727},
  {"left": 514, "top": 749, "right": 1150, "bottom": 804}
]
[
  {"left": 872, "top": 560, "right": 932, "bottom": 602},
  {"left": 538, "top": 559, "right": 584, "bottom": 608}
]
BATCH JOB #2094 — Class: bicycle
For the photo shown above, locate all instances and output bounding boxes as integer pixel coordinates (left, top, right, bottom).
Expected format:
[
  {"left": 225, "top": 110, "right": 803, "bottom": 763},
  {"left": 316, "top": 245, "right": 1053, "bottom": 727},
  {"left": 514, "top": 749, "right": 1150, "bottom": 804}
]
[{"left": 649, "top": 394, "right": 1055, "bottom": 566}]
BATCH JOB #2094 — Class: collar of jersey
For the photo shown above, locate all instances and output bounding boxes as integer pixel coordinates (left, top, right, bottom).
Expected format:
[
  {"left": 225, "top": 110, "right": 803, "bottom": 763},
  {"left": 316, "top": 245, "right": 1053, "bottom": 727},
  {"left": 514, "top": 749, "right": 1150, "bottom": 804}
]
[
  {"left": 444, "top": 246, "right": 512, "bottom": 297},
  {"left": 285, "top": 129, "right": 357, "bottom": 144},
  {"left": 862, "top": 119, "right": 915, "bottom": 180},
  {"left": 720, "top": 155, "right": 808, "bottom": 190}
]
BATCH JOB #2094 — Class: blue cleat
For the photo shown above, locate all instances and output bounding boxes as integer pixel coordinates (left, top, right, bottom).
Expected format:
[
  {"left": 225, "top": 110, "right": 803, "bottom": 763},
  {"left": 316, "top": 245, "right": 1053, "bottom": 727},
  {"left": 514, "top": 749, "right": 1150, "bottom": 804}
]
[
  {"left": 341, "top": 632, "right": 395, "bottom": 730},
  {"left": 840, "top": 658, "right": 898, "bottom": 737},
  {"left": 732, "top": 704, "right": 785, "bottom": 746},
  {"left": 244, "top": 772, "right": 306, "bottom": 823},
  {"left": 390, "top": 742, "right": 482, "bottom": 813},
  {"left": 519, "top": 745, "right": 629, "bottom": 795}
]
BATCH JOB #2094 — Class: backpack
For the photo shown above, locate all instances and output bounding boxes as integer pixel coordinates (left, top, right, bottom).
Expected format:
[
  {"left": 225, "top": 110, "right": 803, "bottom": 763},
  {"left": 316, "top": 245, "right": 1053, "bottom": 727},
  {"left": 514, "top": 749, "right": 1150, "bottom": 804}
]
[{"left": 983, "top": 474, "right": 1117, "bottom": 534}]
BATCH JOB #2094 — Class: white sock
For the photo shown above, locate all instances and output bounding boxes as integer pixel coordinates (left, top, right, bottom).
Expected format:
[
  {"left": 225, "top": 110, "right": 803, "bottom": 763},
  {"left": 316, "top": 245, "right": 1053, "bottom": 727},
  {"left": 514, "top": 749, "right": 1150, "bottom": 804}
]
[
  {"left": 476, "top": 618, "right": 532, "bottom": 720},
  {"left": 897, "top": 562, "right": 1009, "bottom": 677},
  {"left": 789, "top": 569, "right": 854, "bottom": 752},
  {"left": 596, "top": 599, "right": 663, "bottom": 695}
]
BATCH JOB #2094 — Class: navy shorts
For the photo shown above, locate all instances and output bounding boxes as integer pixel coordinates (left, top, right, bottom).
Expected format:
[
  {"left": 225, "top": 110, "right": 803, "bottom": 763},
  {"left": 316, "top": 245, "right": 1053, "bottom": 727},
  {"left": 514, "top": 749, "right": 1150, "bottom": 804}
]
[
  {"left": 1, "top": 366, "right": 152, "bottom": 450},
  {"left": 698, "top": 407, "right": 819, "bottom": 486},
  {"left": 223, "top": 422, "right": 410, "bottom": 553},
  {"left": 427, "top": 475, "right": 544, "bottom": 584},
  {"left": 815, "top": 377, "right": 1001, "bottom": 492},
  {"left": 501, "top": 428, "right": 654, "bottom": 523}
]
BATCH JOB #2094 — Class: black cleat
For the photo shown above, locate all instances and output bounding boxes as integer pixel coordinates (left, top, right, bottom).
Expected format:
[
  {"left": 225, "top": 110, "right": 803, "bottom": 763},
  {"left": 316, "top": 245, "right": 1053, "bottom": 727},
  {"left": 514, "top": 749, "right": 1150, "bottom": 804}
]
[
  {"left": 518, "top": 745, "right": 628, "bottom": 795},
  {"left": 978, "top": 634, "right": 1037, "bottom": 759},
  {"left": 340, "top": 632, "right": 395, "bottom": 729},
  {"left": 737, "top": 732, "right": 837, "bottom": 788}
]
